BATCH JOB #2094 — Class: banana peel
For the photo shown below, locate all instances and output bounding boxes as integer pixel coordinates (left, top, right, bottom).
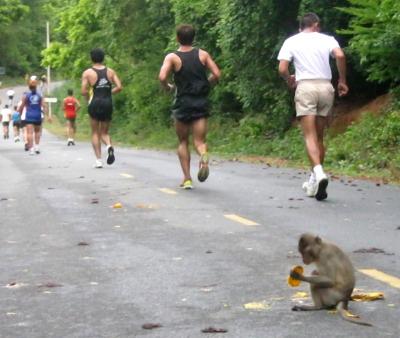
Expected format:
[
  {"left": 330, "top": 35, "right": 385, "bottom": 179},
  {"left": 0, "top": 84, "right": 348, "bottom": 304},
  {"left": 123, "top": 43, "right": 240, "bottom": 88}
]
[
  {"left": 351, "top": 292, "right": 384, "bottom": 302},
  {"left": 288, "top": 265, "right": 304, "bottom": 287}
]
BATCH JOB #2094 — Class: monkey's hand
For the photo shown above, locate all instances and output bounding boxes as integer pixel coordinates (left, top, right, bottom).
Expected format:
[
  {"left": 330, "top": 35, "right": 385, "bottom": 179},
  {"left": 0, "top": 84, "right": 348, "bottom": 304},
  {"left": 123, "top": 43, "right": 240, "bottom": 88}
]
[{"left": 290, "top": 269, "right": 303, "bottom": 281}]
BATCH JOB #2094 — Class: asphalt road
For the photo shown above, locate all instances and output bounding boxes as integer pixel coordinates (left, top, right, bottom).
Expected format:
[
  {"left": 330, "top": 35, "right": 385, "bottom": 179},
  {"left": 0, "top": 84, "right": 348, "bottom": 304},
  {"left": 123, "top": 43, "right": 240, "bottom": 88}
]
[{"left": 0, "top": 86, "right": 399, "bottom": 338}]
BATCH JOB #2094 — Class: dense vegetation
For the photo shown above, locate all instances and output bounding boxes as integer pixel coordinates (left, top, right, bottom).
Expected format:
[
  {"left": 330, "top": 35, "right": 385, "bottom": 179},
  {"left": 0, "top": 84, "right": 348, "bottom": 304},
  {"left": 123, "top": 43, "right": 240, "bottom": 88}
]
[{"left": 1, "top": 0, "right": 399, "bottom": 180}]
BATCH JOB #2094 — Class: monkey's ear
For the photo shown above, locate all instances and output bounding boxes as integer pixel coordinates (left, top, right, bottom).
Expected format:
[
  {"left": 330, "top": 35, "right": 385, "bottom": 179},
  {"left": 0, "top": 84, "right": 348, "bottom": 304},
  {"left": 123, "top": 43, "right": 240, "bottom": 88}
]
[{"left": 315, "top": 236, "right": 322, "bottom": 244}]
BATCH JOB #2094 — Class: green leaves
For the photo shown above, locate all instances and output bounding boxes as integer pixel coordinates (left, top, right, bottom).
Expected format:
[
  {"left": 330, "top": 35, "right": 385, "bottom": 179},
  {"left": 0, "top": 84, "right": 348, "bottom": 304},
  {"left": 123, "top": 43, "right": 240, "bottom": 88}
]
[{"left": 338, "top": 0, "right": 400, "bottom": 84}]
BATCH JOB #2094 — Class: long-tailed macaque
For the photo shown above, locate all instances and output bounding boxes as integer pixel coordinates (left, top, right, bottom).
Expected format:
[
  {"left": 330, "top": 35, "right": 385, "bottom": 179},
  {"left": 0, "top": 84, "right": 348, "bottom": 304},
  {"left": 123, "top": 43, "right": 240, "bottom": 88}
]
[{"left": 290, "top": 233, "right": 372, "bottom": 326}]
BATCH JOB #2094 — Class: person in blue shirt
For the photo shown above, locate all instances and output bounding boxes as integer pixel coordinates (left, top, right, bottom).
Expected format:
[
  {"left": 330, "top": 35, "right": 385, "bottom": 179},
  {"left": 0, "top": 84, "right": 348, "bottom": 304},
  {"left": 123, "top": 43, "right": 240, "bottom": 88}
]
[
  {"left": 11, "top": 105, "right": 21, "bottom": 142},
  {"left": 18, "top": 79, "right": 48, "bottom": 155}
]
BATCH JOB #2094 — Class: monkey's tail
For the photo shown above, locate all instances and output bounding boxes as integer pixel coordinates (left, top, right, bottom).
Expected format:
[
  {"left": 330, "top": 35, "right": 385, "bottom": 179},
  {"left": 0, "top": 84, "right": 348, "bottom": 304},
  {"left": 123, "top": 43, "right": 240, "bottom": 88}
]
[{"left": 337, "top": 301, "right": 373, "bottom": 327}]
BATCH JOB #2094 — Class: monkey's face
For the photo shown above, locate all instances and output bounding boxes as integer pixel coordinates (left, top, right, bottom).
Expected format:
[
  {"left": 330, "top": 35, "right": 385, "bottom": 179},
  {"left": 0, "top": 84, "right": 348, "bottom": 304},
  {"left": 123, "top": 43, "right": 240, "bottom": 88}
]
[
  {"left": 301, "top": 248, "right": 315, "bottom": 265},
  {"left": 298, "top": 234, "right": 322, "bottom": 265}
]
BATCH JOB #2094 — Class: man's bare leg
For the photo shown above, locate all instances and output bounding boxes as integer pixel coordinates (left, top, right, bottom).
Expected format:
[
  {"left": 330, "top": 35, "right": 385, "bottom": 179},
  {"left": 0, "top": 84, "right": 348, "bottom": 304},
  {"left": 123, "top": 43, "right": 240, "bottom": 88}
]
[
  {"left": 300, "top": 115, "right": 321, "bottom": 167},
  {"left": 90, "top": 118, "right": 102, "bottom": 159},
  {"left": 175, "top": 119, "right": 191, "bottom": 183},
  {"left": 300, "top": 115, "right": 328, "bottom": 200},
  {"left": 100, "top": 121, "right": 111, "bottom": 146},
  {"left": 100, "top": 121, "right": 115, "bottom": 165},
  {"left": 192, "top": 117, "right": 209, "bottom": 182},
  {"left": 192, "top": 117, "right": 208, "bottom": 156},
  {"left": 316, "top": 116, "right": 327, "bottom": 164}
]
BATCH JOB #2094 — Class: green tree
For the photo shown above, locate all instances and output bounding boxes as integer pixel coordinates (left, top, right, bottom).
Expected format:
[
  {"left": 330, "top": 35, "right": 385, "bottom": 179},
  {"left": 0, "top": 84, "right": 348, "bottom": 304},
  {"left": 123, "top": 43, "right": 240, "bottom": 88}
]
[{"left": 339, "top": 0, "right": 400, "bottom": 84}]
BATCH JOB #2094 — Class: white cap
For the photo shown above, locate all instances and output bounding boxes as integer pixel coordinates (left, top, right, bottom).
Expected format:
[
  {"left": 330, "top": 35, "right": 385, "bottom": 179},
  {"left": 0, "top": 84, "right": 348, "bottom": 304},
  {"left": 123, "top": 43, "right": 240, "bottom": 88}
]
[{"left": 7, "top": 90, "right": 15, "bottom": 97}]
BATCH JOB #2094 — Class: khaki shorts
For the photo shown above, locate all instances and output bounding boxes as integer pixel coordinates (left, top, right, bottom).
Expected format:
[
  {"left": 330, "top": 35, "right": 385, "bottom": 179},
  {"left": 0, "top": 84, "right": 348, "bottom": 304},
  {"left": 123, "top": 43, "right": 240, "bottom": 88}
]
[{"left": 295, "top": 80, "right": 335, "bottom": 117}]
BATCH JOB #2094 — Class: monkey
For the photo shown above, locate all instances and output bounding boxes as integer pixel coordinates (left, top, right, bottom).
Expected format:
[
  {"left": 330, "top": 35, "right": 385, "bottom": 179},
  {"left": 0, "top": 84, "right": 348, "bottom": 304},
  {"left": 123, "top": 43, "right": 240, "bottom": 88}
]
[{"left": 290, "top": 233, "right": 372, "bottom": 326}]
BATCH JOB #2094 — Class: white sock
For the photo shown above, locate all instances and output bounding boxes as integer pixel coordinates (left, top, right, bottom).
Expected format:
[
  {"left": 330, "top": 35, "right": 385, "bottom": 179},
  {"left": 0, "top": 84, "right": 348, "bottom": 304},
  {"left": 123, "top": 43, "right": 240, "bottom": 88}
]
[{"left": 313, "top": 164, "right": 325, "bottom": 181}]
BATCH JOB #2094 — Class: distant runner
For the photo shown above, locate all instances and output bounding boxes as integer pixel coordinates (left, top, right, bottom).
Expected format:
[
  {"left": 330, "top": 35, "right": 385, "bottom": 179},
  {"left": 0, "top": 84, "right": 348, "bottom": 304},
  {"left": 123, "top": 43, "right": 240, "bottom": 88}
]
[
  {"left": 1, "top": 104, "right": 12, "bottom": 139},
  {"left": 12, "top": 105, "right": 21, "bottom": 142},
  {"left": 18, "top": 79, "right": 48, "bottom": 155},
  {"left": 81, "top": 48, "right": 122, "bottom": 168},
  {"left": 277, "top": 13, "right": 348, "bottom": 201},
  {"left": 159, "top": 24, "right": 221, "bottom": 189},
  {"left": 63, "top": 89, "right": 81, "bottom": 146}
]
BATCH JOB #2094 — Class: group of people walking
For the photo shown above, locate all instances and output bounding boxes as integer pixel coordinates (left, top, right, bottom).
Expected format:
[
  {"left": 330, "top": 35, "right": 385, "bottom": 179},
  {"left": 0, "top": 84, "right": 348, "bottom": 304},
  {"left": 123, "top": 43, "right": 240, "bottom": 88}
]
[{"left": 2, "top": 12, "right": 348, "bottom": 201}]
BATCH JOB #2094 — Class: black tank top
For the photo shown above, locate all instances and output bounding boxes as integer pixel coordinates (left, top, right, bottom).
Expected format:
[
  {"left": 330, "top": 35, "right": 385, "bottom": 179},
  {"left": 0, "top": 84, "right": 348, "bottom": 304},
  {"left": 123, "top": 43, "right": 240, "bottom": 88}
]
[
  {"left": 173, "top": 49, "right": 210, "bottom": 97},
  {"left": 91, "top": 67, "right": 112, "bottom": 102}
]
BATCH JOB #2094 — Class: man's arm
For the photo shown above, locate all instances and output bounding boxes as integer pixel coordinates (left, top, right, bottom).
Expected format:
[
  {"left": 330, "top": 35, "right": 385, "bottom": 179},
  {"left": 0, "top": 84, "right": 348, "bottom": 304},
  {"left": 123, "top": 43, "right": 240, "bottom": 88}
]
[
  {"left": 158, "top": 54, "right": 175, "bottom": 92},
  {"left": 204, "top": 51, "right": 221, "bottom": 85},
  {"left": 110, "top": 70, "right": 122, "bottom": 94},
  {"left": 332, "top": 47, "right": 348, "bottom": 97},
  {"left": 81, "top": 70, "right": 90, "bottom": 101},
  {"left": 278, "top": 60, "right": 296, "bottom": 89}
]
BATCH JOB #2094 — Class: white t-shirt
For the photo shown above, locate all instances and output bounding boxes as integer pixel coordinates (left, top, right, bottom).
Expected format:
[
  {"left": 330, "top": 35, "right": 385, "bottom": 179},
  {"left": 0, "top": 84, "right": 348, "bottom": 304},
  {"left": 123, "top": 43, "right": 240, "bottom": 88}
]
[
  {"left": 277, "top": 32, "right": 340, "bottom": 81},
  {"left": 1, "top": 108, "right": 12, "bottom": 122}
]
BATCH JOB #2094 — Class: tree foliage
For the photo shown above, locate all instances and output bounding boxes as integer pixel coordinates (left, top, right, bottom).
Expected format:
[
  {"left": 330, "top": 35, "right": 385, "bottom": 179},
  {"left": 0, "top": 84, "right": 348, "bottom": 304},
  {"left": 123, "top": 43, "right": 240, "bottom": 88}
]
[
  {"left": 339, "top": 0, "right": 400, "bottom": 84},
  {"left": 2, "top": 0, "right": 398, "bottom": 141}
]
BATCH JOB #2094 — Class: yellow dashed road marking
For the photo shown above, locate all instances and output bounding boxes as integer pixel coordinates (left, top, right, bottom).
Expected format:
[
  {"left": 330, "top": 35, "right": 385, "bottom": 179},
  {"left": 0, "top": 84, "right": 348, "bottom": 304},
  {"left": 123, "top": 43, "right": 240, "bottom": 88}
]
[
  {"left": 159, "top": 188, "right": 178, "bottom": 195},
  {"left": 358, "top": 269, "right": 400, "bottom": 289},
  {"left": 120, "top": 173, "right": 134, "bottom": 178},
  {"left": 224, "top": 214, "right": 259, "bottom": 226}
]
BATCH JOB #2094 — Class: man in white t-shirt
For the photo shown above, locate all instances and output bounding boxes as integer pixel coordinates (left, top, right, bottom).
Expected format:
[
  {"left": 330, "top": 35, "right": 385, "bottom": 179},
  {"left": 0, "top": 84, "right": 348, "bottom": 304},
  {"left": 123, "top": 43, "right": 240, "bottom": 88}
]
[{"left": 277, "top": 12, "right": 348, "bottom": 201}]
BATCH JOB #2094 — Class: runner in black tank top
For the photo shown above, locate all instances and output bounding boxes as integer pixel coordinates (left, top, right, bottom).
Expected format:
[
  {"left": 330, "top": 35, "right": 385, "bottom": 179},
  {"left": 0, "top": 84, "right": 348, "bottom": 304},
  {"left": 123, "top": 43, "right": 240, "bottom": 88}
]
[
  {"left": 172, "top": 48, "right": 210, "bottom": 123},
  {"left": 88, "top": 67, "right": 113, "bottom": 121}
]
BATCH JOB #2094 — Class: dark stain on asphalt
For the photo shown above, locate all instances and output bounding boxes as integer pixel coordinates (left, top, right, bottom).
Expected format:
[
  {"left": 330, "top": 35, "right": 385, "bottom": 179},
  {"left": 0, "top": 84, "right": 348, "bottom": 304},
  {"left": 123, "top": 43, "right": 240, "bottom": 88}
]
[
  {"left": 206, "top": 250, "right": 213, "bottom": 254},
  {"left": 353, "top": 248, "right": 394, "bottom": 255},
  {"left": 78, "top": 242, "right": 89, "bottom": 246},
  {"left": 397, "top": 226, "right": 400, "bottom": 230},
  {"left": 201, "top": 327, "right": 228, "bottom": 333},
  {"left": 142, "top": 323, "right": 162, "bottom": 330},
  {"left": 38, "top": 282, "right": 63, "bottom": 288},
  {"left": 47, "top": 187, "right": 55, "bottom": 190},
  {"left": 91, "top": 198, "right": 99, "bottom": 204},
  {"left": 0, "top": 198, "right": 8, "bottom": 201}
]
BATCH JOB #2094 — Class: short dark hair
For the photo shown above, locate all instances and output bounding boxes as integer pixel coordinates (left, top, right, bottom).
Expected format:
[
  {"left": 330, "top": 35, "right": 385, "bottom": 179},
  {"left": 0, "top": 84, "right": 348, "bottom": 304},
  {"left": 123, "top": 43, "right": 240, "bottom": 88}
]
[
  {"left": 176, "top": 24, "right": 195, "bottom": 45},
  {"left": 300, "top": 13, "right": 320, "bottom": 30},
  {"left": 67, "top": 89, "right": 73, "bottom": 96},
  {"left": 90, "top": 48, "right": 105, "bottom": 63}
]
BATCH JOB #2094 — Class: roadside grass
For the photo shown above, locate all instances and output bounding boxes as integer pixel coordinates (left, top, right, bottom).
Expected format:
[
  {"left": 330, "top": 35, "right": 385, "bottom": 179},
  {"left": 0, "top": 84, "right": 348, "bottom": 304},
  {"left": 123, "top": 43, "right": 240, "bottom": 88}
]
[{"left": 0, "top": 76, "right": 26, "bottom": 88}]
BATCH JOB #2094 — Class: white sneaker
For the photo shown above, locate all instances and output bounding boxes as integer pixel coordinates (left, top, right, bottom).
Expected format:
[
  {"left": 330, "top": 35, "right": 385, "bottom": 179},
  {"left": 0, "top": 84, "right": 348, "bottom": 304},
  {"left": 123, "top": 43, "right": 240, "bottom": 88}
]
[
  {"left": 94, "top": 159, "right": 103, "bottom": 168},
  {"left": 29, "top": 148, "right": 35, "bottom": 156},
  {"left": 302, "top": 181, "right": 317, "bottom": 197},
  {"left": 34, "top": 146, "right": 40, "bottom": 154},
  {"left": 315, "top": 174, "right": 329, "bottom": 201}
]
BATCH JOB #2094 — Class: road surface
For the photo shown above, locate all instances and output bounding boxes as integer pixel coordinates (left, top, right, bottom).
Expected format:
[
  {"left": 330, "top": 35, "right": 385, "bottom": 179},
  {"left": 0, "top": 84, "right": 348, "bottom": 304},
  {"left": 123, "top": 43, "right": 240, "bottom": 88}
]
[{"left": 0, "top": 86, "right": 399, "bottom": 337}]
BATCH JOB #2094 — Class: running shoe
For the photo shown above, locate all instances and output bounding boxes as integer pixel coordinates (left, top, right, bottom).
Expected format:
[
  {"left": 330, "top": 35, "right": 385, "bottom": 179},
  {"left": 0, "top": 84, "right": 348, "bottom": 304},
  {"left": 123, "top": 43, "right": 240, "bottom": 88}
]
[
  {"left": 302, "top": 181, "right": 317, "bottom": 197},
  {"left": 94, "top": 159, "right": 103, "bottom": 168},
  {"left": 197, "top": 152, "right": 210, "bottom": 182},
  {"left": 180, "top": 179, "right": 193, "bottom": 190},
  {"left": 24, "top": 143, "right": 29, "bottom": 151},
  {"left": 29, "top": 148, "right": 35, "bottom": 156},
  {"left": 315, "top": 175, "right": 329, "bottom": 201},
  {"left": 34, "top": 146, "right": 40, "bottom": 154},
  {"left": 107, "top": 146, "right": 115, "bottom": 165}
]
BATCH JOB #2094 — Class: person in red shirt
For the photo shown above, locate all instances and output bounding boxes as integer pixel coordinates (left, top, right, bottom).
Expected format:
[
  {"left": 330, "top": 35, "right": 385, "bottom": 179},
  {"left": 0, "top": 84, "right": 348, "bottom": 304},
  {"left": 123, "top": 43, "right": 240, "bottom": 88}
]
[{"left": 63, "top": 89, "right": 81, "bottom": 146}]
